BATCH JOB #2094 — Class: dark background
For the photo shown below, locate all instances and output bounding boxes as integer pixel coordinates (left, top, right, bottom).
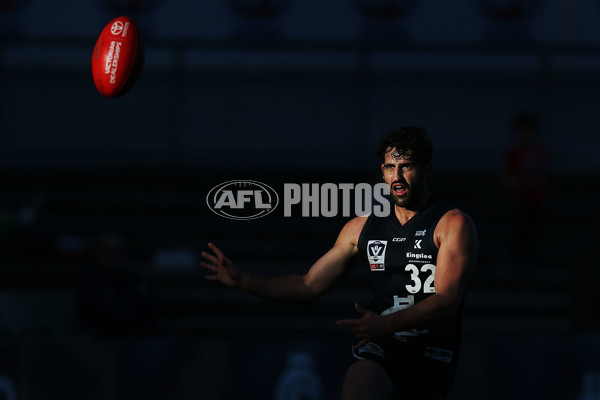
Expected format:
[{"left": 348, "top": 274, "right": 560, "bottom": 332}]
[{"left": 1, "top": 0, "right": 600, "bottom": 399}]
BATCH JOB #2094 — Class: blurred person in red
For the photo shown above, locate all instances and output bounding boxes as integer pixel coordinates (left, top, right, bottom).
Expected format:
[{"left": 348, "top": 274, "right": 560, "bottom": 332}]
[{"left": 504, "top": 112, "right": 548, "bottom": 261}]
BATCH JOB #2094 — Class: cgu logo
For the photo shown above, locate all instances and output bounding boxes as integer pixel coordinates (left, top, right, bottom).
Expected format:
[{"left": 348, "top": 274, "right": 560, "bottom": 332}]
[{"left": 206, "top": 180, "right": 279, "bottom": 220}]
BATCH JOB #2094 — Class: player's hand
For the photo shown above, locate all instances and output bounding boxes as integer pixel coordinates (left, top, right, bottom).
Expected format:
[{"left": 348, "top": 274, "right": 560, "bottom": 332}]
[
  {"left": 200, "top": 242, "right": 244, "bottom": 288},
  {"left": 336, "top": 303, "right": 390, "bottom": 350}
]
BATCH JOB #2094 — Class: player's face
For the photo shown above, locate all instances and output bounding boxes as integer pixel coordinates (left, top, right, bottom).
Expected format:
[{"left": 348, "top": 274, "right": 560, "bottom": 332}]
[{"left": 381, "top": 149, "right": 430, "bottom": 209}]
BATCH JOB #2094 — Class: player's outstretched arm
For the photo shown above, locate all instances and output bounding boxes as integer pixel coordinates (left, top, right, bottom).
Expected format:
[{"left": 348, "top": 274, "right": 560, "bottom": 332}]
[{"left": 201, "top": 217, "right": 366, "bottom": 304}]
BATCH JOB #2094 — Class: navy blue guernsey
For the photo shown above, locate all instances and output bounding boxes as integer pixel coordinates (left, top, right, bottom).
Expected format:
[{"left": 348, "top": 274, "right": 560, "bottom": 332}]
[{"left": 357, "top": 198, "right": 463, "bottom": 354}]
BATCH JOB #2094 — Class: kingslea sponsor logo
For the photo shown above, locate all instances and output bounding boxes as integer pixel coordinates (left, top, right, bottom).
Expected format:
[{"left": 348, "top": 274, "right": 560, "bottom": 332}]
[{"left": 207, "top": 181, "right": 391, "bottom": 220}]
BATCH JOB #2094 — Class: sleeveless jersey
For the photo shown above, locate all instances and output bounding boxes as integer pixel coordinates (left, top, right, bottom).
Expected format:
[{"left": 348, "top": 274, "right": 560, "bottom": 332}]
[{"left": 357, "top": 198, "right": 463, "bottom": 350}]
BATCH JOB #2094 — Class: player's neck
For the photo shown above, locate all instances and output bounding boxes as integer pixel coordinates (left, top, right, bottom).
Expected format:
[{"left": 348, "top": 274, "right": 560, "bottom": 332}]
[{"left": 394, "top": 191, "right": 432, "bottom": 225}]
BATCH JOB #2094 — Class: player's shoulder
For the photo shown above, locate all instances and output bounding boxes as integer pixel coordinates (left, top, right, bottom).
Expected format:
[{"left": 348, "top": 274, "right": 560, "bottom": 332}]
[
  {"left": 337, "top": 214, "right": 370, "bottom": 245},
  {"left": 343, "top": 214, "right": 370, "bottom": 233},
  {"left": 436, "top": 208, "right": 478, "bottom": 239},
  {"left": 440, "top": 207, "right": 475, "bottom": 224},
  {"left": 441, "top": 207, "right": 469, "bottom": 220}
]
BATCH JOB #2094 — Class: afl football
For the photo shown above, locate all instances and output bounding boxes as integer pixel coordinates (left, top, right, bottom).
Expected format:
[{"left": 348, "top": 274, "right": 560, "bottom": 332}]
[{"left": 91, "top": 16, "right": 144, "bottom": 98}]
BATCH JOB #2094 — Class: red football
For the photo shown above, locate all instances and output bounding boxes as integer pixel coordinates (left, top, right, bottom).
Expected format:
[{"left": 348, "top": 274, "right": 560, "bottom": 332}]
[{"left": 91, "top": 16, "right": 144, "bottom": 98}]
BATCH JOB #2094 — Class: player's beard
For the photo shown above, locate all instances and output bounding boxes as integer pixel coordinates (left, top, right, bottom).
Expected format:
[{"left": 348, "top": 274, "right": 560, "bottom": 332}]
[{"left": 390, "top": 180, "right": 425, "bottom": 210}]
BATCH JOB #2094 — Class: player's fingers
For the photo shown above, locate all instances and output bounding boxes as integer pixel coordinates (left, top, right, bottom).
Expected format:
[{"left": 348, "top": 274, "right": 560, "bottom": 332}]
[
  {"left": 199, "top": 261, "right": 218, "bottom": 272},
  {"left": 204, "top": 275, "right": 218, "bottom": 282},
  {"left": 355, "top": 303, "right": 367, "bottom": 315},
  {"left": 353, "top": 339, "right": 369, "bottom": 351},
  {"left": 200, "top": 251, "right": 219, "bottom": 265},
  {"left": 208, "top": 242, "right": 225, "bottom": 260}
]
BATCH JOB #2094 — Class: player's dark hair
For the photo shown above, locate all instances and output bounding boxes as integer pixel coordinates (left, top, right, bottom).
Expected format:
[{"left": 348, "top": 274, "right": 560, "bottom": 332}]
[{"left": 376, "top": 127, "right": 433, "bottom": 165}]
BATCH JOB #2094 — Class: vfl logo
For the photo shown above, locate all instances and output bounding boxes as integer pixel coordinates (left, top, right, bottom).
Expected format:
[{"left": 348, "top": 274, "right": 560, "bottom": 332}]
[
  {"left": 206, "top": 180, "right": 279, "bottom": 220},
  {"left": 367, "top": 240, "right": 387, "bottom": 271},
  {"left": 111, "top": 21, "right": 124, "bottom": 36}
]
